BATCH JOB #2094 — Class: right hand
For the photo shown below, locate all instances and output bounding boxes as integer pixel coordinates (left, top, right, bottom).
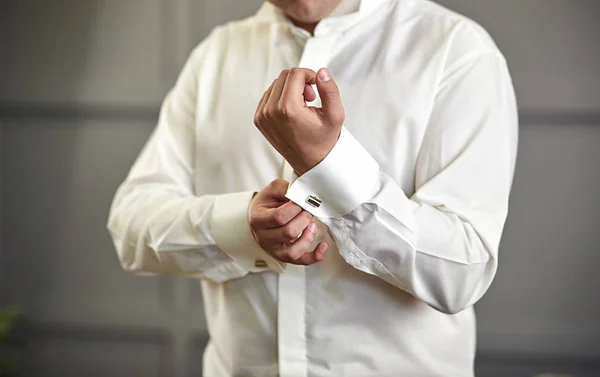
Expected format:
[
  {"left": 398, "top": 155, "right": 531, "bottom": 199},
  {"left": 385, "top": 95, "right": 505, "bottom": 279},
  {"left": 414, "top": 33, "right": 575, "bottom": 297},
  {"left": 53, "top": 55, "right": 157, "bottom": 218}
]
[{"left": 249, "top": 179, "right": 329, "bottom": 265}]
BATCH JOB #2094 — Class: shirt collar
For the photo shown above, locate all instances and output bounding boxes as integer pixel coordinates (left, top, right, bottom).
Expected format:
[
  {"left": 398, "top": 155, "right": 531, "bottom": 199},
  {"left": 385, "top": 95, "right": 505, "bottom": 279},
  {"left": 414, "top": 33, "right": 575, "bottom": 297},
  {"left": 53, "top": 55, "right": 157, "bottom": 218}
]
[{"left": 255, "top": 0, "right": 390, "bottom": 37}]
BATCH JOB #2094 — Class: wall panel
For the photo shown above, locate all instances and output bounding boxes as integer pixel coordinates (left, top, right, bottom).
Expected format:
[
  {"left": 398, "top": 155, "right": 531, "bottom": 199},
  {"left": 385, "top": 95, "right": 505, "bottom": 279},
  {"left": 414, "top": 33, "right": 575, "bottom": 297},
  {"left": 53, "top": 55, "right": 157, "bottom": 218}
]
[
  {"left": 475, "top": 123, "right": 600, "bottom": 356},
  {"left": 0, "top": 0, "right": 170, "bottom": 107},
  {"left": 22, "top": 325, "right": 169, "bottom": 377},
  {"left": 1, "top": 119, "right": 166, "bottom": 326},
  {"left": 435, "top": 0, "right": 600, "bottom": 112}
]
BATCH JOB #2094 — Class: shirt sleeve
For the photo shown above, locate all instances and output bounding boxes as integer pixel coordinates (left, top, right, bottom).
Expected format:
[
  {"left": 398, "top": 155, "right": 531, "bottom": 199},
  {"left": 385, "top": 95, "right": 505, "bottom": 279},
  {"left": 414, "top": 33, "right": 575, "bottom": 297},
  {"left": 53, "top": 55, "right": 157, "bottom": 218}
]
[
  {"left": 286, "top": 51, "right": 518, "bottom": 314},
  {"left": 107, "top": 36, "right": 284, "bottom": 283}
]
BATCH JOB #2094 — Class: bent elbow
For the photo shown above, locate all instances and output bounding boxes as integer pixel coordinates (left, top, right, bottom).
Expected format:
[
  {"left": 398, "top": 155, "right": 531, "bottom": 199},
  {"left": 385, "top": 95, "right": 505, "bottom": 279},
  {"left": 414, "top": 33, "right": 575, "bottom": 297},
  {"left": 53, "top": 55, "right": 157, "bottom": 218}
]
[
  {"left": 430, "top": 297, "right": 472, "bottom": 315},
  {"left": 107, "top": 211, "right": 140, "bottom": 274},
  {"left": 421, "top": 259, "right": 498, "bottom": 315}
]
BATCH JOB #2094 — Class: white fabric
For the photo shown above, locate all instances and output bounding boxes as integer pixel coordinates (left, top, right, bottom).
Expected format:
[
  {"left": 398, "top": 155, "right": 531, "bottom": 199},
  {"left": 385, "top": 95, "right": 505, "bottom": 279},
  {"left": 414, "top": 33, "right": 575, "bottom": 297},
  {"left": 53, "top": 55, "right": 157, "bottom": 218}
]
[{"left": 107, "top": 0, "right": 518, "bottom": 376}]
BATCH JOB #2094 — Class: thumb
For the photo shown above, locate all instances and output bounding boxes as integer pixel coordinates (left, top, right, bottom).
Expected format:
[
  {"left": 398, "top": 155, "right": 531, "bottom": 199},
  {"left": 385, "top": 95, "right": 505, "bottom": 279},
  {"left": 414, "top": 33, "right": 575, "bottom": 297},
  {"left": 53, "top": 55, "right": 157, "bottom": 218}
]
[
  {"left": 316, "top": 68, "right": 345, "bottom": 126},
  {"left": 265, "top": 178, "right": 289, "bottom": 199}
]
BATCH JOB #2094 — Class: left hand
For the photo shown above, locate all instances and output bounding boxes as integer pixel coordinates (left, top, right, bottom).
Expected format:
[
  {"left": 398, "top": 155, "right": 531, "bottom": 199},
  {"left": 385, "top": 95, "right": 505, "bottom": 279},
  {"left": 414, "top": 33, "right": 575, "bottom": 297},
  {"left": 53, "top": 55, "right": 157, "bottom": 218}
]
[{"left": 254, "top": 67, "right": 345, "bottom": 175}]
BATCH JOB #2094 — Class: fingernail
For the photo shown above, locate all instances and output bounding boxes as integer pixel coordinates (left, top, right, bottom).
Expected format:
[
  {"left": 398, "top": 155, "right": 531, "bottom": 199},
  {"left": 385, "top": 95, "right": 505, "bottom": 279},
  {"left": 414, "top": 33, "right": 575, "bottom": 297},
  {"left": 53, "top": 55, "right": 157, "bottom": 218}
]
[
  {"left": 320, "top": 244, "right": 328, "bottom": 254},
  {"left": 318, "top": 68, "right": 331, "bottom": 82},
  {"left": 308, "top": 222, "right": 317, "bottom": 233}
]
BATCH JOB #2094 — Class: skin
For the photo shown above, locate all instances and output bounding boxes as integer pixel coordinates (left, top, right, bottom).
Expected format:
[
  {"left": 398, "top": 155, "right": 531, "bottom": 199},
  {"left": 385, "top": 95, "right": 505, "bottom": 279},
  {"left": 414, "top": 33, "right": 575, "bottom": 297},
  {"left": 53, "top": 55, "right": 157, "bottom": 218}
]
[
  {"left": 250, "top": 68, "right": 345, "bottom": 266},
  {"left": 249, "top": 2, "right": 346, "bottom": 266},
  {"left": 249, "top": 179, "right": 328, "bottom": 265},
  {"left": 268, "top": 0, "right": 342, "bottom": 34}
]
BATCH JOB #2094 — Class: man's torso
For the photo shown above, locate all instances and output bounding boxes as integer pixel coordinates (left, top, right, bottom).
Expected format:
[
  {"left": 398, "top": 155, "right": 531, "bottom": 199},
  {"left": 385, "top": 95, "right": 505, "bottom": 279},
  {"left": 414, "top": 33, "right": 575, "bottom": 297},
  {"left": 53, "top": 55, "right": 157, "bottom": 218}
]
[{"left": 191, "top": 1, "right": 499, "bottom": 375}]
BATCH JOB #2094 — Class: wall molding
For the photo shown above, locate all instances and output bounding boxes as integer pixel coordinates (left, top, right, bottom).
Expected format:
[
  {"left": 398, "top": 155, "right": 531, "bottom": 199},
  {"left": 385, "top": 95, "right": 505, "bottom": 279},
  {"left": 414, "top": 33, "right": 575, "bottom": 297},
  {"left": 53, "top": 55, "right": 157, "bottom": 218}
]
[
  {"left": 2, "top": 102, "right": 600, "bottom": 125},
  {"left": 519, "top": 110, "right": 600, "bottom": 125},
  {"left": 0, "top": 103, "right": 160, "bottom": 122},
  {"left": 20, "top": 320, "right": 169, "bottom": 343},
  {"left": 476, "top": 349, "right": 600, "bottom": 372}
]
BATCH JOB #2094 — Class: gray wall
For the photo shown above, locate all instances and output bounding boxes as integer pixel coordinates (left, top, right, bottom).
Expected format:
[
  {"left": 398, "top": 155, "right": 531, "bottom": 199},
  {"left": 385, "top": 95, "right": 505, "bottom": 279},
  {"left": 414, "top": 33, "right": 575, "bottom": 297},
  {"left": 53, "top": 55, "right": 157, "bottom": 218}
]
[{"left": 1, "top": 1, "right": 599, "bottom": 376}]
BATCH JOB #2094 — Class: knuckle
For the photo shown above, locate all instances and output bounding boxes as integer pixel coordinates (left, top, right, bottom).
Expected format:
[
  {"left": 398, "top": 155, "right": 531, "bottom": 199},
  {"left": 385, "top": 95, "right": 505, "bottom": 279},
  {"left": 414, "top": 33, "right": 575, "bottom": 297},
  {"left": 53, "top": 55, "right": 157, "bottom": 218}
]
[
  {"left": 280, "top": 69, "right": 290, "bottom": 77},
  {"left": 283, "top": 248, "right": 299, "bottom": 261},
  {"left": 278, "top": 103, "right": 295, "bottom": 119},
  {"left": 282, "top": 225, "right": 297, "bottom": 240},
  {"left": 280, "top": 249, "right": 295, "bottom": 261},
  {"left": 303, "top": 211, "right": 313, "bottom": 222},
  {"left": 270, "top": 178, "right": 288, "bottom": 192},
  {"left": 331, "top": 111, "right": 345, "bottom": 125},
  {"left": 261, "top": 106, "right": 270, "bottom": 119},
  {"left": 273, "top": 249, "right": 286, "bottom": 261},
  {"left": 273, "top": 211, "right": 287, "bottom": 226}
]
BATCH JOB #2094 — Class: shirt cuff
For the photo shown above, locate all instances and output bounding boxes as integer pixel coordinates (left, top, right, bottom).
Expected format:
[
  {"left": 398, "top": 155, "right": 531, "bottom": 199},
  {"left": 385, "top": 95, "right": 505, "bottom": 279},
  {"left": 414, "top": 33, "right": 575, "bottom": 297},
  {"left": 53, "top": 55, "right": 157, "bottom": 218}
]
[
  {"left": 210, "top": 191, "right": 286, "bottom": 274},
  {"left": 285, "top": 127, "right": 380, "bottom": 218}
]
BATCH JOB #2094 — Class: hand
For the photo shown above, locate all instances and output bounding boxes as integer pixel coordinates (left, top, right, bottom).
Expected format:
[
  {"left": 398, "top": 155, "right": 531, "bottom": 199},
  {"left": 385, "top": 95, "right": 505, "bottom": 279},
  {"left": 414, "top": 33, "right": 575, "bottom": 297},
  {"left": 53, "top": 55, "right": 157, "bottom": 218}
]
[
  {"left": 248, "top": 179, "right": 329, "bottom": 265},
  {"left": 254, "top": 67, "right": 345, "bottom": 175}
]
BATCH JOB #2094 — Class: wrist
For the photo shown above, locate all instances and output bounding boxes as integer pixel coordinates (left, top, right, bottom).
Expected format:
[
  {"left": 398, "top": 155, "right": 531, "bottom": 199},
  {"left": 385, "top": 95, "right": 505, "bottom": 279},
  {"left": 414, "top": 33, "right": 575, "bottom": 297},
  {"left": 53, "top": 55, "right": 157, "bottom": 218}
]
[{"left": 296, "top": 130, "right": 342, "bottom": 176}]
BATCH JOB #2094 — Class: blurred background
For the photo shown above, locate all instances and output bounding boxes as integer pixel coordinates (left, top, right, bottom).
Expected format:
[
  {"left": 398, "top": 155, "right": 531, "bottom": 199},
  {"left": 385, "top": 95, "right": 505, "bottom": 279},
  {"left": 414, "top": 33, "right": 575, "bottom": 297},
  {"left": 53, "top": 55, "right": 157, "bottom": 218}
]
[{"left": 0, "top": 0, "right": 599, "bottom": 376}]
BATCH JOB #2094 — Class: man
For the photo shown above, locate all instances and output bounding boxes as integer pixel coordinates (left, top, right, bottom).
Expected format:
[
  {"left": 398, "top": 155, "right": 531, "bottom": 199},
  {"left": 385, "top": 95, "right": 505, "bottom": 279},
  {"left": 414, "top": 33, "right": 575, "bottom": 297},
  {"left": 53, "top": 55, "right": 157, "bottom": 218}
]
[{"left": 108, "top": 0, "right": 518, "bottom": 375}]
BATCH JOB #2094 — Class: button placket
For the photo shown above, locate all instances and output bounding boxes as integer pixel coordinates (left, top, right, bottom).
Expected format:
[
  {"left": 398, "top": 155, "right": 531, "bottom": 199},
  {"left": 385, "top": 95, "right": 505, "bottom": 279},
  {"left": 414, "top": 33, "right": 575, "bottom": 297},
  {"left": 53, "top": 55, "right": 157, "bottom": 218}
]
[{"left": 277, "top": 35, "right": 335, "bottom": 377}]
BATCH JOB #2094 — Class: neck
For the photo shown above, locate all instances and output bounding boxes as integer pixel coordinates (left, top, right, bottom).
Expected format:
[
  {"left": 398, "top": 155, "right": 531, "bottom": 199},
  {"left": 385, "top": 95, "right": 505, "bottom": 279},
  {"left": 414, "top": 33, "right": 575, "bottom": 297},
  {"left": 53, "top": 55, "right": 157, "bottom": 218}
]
[
  {"left": 289, "top": 18, "right": 318, "bottom": 35},
  {"left": 283, "top": 0, "right": 361, "bottom": 35}
]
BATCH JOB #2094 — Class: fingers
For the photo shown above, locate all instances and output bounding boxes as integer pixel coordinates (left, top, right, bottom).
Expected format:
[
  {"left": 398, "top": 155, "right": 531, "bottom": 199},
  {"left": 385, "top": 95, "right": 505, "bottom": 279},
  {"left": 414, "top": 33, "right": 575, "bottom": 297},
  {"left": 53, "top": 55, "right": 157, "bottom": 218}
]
[
  {"left": 294, "top": 241, "right": 329, "bottom": 265},
  {"left": 283, "top": 225, "right": 329, "bottom": 265},
  {"left": 259, "top": 210, "right": 313, "bottom": 246},
  {"left": 267, "top": 69, "right": 290, "bottom": 110},
  {"left": 270, "top": 201, "right": 304, "bottom": 227},
  {"left": 315, "top": 68, "right": 345, "bottom": 126},
  {"left": 256, "top": 84, "right": 270, "bottom": 113},
  {"left": 255, "top": 82, "right": 274, "bottom": 123},
  {"left": 276, "top": 222, "right": 317, "bottom": 263},
  {"left": 280, "top": 67, "right": 318, "bottom": 109},
  {"left": 263, "top": 178, "right": 289, "bottom": 199},
  {"left": 253, "top": 201, "right": 303, "bottom": 229},
  {"left": 303, "top": 83, "right": 317, "bottom": 103}
]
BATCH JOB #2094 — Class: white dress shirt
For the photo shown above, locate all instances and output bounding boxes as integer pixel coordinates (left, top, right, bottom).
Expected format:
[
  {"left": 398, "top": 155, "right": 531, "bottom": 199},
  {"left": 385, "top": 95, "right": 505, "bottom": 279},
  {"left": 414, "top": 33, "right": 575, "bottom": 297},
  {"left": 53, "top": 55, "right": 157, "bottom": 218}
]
[{"left": 108, "top": 0, "right": 518, "bottom": 376}]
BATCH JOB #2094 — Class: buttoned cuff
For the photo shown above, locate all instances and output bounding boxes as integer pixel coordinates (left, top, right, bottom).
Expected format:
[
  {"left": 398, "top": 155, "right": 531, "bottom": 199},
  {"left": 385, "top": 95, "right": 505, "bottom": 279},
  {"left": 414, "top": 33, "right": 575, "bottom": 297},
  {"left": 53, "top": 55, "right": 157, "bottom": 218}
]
[
  {"left": 285, "top": 128, "right": 380, "bottom": 218},
  {"left": 210, "top": 191, "right": 286, "bottom": 274}
]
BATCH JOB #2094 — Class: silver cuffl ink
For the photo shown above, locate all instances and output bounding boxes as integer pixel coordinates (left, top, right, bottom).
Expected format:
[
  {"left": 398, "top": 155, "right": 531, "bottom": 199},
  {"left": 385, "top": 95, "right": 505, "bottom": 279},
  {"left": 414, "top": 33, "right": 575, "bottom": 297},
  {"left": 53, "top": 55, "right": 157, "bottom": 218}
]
[{"left": 306, "top": 195, "right": 322, "bottom": 208}]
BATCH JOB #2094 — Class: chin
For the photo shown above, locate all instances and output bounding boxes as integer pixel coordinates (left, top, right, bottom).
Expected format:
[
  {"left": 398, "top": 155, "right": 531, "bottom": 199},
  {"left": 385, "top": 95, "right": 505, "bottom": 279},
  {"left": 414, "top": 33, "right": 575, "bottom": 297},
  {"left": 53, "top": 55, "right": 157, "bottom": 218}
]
[
  {"left": 271, "top": 0, "right": 337, "bottom": 23},
  {"left": 289, "top": 0, "right": 321, "bottom": 21}
]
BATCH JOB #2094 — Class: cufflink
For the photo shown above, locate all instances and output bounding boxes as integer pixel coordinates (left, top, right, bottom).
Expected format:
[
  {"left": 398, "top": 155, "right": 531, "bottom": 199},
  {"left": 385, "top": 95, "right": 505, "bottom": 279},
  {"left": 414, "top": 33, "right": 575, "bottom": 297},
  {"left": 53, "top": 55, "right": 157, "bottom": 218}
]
[
  {"left": 254, "top": 259, "right": 268, "bottom": 268},
  {"left": 306, "top": 195, "right": 322, "bottom": 208}
]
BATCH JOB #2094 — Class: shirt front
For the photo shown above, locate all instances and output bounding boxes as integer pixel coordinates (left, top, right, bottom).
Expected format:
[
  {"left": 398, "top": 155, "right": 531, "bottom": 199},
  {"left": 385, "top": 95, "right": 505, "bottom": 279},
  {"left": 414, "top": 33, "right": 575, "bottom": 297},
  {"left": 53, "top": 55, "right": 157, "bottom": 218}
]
[{"left": 108, "top": 0, "right": 518, "bottom": 376}]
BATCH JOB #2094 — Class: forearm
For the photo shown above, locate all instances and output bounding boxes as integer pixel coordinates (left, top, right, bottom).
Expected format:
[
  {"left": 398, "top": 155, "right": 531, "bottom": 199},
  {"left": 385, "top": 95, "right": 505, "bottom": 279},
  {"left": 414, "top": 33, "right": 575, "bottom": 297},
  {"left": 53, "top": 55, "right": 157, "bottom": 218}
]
[
  {"left": 286, "top": 127, "right": 511, "bottom": 314},
  {"left": 108, "top": 180, "right": 223, "bottom": 277},
  {"left": 324, "top": 175, "right": 501, "bottom": 314},
  {"left": 108, "top": 181, "right": 284, "bottom": 282}
]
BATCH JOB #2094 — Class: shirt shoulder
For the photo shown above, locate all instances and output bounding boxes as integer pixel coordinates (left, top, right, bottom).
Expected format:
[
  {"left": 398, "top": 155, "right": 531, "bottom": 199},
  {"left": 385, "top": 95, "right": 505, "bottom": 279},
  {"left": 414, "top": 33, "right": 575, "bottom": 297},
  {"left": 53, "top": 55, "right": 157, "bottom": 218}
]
[
  {"left": 203, "top": 11, "right": 273, "bottom": 46},
  {"left": 186, "top": 12, "right": 272, "bottom": 70},
  {"left": 392, "top": 0, "right": 505, "bottom": 69}
]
